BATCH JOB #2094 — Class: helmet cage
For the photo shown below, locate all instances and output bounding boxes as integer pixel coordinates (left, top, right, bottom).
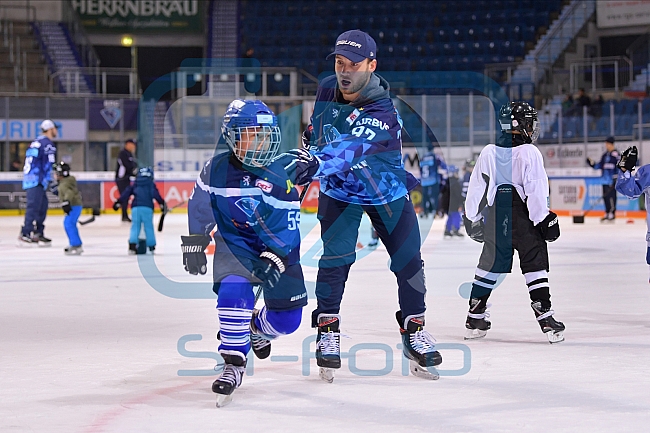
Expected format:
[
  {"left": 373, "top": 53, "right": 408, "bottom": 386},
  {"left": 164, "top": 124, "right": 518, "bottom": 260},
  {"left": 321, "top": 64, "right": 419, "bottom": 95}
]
[{"left": 224, "top": 125, "right": 281, "bottom": 167}]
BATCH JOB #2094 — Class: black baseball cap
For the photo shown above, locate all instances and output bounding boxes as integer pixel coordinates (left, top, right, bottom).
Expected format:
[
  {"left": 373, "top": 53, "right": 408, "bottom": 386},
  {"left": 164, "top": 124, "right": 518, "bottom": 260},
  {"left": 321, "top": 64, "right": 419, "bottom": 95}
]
[
  {"left": 605, "top": 136, "right": 615, "bottom": 144},
  {"left": 326, "top": 30, "right": 377, "bottom": 63}
]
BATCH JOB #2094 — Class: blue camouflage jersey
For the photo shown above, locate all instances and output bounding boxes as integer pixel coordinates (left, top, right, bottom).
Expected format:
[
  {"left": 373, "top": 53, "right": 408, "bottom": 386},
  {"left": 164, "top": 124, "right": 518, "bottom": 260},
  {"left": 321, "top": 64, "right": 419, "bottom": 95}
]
[
  {"left": 592, "top": 149, "right": 620, "bottom": 185},
  {"left": 419, "top": 150, "right": 447, "bottom": 187},
  {"left": 188, "top": 152, "right": 302, "bottom": 265},
  {"left": 23, "top": 135, "right": 56, "bottom": 190},
  {"left": 304, "top": 73, "right": 418, "bottom": 205}
]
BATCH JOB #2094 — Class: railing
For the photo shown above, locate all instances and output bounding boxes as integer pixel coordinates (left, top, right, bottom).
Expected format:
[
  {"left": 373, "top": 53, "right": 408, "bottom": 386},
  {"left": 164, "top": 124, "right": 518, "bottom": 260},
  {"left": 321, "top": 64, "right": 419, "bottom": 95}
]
[
  {"left": 61, "top": 0, "right": 100, "bottom": 68},
  {"left": 569, "top": 56, "right": 633, "bottom": 97},
  {"left": 0, "top": 4, "right": 37, "bottom": 22},
  {"left": 50, "top": 67, "right": 140, "bottom": 96}
]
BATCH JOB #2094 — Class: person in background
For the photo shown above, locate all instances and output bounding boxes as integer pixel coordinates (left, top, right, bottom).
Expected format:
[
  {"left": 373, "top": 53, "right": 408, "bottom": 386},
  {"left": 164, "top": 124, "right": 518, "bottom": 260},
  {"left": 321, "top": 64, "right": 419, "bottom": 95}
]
[
  {"left": 444, "top": 165, "right": 464, "bottom": 238},
  {"left": 115, "top": 139, "right": 137, "bottom": 222},
  {"left": 113, "top": 166, "right": 166, "bottom": 254},
  {"left": 18, "top": 119, "right": 59, "bottom": 247},
  {"left": 587, "top": 136, "right": 620, "bottom": 222},
  {"left": 55, "top": 162, "right": 83, "bottom": 255}
]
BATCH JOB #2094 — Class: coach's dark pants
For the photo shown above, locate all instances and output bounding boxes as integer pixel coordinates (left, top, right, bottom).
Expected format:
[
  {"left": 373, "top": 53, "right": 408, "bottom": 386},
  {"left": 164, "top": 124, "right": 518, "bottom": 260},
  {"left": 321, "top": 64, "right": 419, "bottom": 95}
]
[
  {"left": 311, "top": 193, "right": 426, "bottom": 326},
  {"left": 22, "top": 185, "right": 48, "bottom": 236},
  {"left": 603, "top": 183, "right": 617, "bottom": 216},
  {"left": 116, "top": 178, "right": 131, "bottom": 219}
]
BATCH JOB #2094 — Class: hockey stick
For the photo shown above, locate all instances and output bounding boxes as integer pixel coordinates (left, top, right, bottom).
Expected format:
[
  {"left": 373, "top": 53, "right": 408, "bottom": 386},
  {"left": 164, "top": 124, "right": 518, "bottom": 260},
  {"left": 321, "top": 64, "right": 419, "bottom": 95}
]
[
  {"left": 79, "top": 208, "right": 100, "bottom": 226},
  {"left": 573, "top": 186, "right": 616, "bottom": 223},
  {"left": 79, "top": 216, "right": 95, "bottom": 225},
  {"left": 157, "top": 200, "right": 186, "bottom": 232}
]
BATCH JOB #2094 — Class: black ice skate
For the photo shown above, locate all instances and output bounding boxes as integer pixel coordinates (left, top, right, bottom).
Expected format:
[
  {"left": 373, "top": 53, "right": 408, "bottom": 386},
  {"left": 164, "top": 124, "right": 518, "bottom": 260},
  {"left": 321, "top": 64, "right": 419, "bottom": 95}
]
[
  {"left": 33, "top": 234, "right": 52, "bottom": 247},
  {"left": 250, "top": 309, "right": 272, "bottom": 360},
  {"left": 531, "top": 301, "right": 565, "bottom": 344},
  {"left": 465, "top": 298, "right": 492, "bottom": 340},
  {"left": 396, "top": 311, "right": 442, "bottom": 380},
  {"left": 17, "top": 232, "right": 37, "bottom": 247},
  {"left": 453, "top": 230, "right": 464, "bottom": 237},
  {"left": 212, "top": 350, "right": 247, "bottom": 407},
  {"left": 316, "top": 314, "right": 341, "bottom": 383}
]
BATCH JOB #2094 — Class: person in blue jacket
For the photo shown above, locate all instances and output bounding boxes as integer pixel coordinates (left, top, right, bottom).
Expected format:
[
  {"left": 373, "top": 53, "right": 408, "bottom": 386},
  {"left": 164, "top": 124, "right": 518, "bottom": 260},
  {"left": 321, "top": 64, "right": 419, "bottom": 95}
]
[
  {"left": 302, "top": 29, "right": 442, "bottom": 381},
  {"left": 587, "top": 136, "right": 620, "bottom": 222},
  {"left": 113, "top": 166, "right": 166, "bottom": 254},
  {"left": 18, "top": 119, "right": 59, "bottom": 247}
]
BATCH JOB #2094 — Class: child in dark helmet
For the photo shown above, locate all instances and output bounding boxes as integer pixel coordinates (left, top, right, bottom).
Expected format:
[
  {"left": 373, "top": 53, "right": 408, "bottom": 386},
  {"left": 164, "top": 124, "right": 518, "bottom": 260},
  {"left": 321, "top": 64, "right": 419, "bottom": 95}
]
[
  {"left": 113, "top": 166, "right": 166, "bottom": 254},
  {"left": 463, "top": 101, "right": 565, "bottom": 344},
  {"left": 55, "top": 162, "right": 83, "bottom": 255}
]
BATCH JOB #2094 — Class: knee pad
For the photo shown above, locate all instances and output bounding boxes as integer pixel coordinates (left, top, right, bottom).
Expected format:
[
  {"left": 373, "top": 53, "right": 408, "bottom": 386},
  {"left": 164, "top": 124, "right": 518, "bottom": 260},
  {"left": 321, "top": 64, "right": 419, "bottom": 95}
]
[
  {"left": 256, "top": 307, "right": 302, "bottom": 337},
  {"left": 216, "top": 275, "right": 255, "bottom": 310}
]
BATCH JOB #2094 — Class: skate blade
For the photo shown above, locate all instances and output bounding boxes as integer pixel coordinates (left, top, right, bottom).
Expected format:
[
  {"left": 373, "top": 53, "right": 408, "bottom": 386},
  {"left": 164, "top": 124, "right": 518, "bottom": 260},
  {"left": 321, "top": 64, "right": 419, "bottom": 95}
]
[
  {"left": 409, "top": 360, "right": 440, "bottom": 380},
  {"left": 546, "top": 330, "right": 565, "bottom": 344},
  {"left": 319, "top": 367, "right": 335, "bottom": 383},
  {"left": 464, "top": 328, "right": 488, "bottom": 340},
  {"left": 216, "top": 393, "right": 234, "bottom": 408}
]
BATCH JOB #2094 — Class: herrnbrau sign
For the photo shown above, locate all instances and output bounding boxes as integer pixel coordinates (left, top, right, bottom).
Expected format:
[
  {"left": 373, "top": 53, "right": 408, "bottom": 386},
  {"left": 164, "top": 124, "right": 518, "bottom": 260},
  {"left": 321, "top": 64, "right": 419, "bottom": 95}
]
[{"left": 71, "top": 0, "right": 202, "bottom": 33}]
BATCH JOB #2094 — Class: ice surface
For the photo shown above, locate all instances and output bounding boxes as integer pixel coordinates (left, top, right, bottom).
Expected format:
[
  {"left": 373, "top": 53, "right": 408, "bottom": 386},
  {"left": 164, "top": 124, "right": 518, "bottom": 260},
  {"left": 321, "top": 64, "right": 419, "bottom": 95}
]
[{"left": 1, "top": 213, "right": 649, "bottom": 432}]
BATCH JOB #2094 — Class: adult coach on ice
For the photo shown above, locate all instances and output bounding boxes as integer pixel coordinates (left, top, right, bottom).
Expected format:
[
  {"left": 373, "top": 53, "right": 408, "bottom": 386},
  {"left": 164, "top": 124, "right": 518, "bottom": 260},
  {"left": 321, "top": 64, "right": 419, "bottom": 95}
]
[
  {"left": 18, "top": 119, "right": 59, "bottom": 247},
  {"left": 115, "top": 138, "right": 137, "bottom": 222},
  {"left": 302, "top": 30, "right": 441, "bottom": 381}
]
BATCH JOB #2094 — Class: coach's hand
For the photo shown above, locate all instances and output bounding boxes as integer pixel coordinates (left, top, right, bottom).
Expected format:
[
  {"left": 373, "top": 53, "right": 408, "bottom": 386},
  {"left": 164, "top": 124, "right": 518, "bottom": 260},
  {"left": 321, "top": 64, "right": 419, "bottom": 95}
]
[{"left": 181, "top": 235, "right": 211, "bottom": 275}]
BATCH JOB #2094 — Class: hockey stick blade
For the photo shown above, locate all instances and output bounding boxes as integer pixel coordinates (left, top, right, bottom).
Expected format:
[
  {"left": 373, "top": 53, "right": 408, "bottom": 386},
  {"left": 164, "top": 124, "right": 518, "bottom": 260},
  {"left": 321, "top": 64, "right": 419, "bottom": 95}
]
[{"left": 78, "top": 215, "right": 95, "bottom": 225}]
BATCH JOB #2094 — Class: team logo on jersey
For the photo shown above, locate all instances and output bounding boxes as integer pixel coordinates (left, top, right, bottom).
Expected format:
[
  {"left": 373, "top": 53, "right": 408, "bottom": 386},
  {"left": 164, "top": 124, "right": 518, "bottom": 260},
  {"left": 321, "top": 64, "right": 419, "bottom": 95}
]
[
  {"left": 235, "top": 197, "right": 260, "bottom": 217},
  {"left": 323, "top": 124, "right": 341, "bottom": 144},
  {"left": 346, "top": 109, "right": 361, "bottom": 125},
  {"left": 332, "top": 108, "right": 339, "bottom": 118},
  {"left": 255, "top": 179, "right": 273, "bottom": 193},
  {"left": 242, "top": 176, "right": 251, "bottom": 186}
]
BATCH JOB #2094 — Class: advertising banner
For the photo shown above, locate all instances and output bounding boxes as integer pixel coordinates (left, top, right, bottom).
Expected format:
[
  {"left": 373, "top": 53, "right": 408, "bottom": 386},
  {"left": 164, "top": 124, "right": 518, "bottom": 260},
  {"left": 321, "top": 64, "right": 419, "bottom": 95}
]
[
  {"left": 597, "top": 0, "right": 650, "bottom": 28},
  {"left": 0, "top": 119, "right": 86, "bottom": 142},
  {"left": 72, "top": 0, "right": 203, "bottom": 33},
  {"left": 0, "top": 181, "right": 101, "bottom": 210},
  {"left": 549, "top": 177, "right": 639, "bottom": 211}
]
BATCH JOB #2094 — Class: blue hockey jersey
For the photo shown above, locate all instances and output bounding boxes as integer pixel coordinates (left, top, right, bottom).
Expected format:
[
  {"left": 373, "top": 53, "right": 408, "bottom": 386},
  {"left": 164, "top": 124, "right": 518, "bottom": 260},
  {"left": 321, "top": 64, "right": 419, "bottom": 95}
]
[
  {"left": 23, "top": 135, "right": 56, "bottom": 190},
  {"left": 188, "top": 153, "right": 302, "bottom": 265},
  {"left": 304, "top": 73, "right": 418, "bottom": 205},
  {"left": 118, "top": 175, "right": 164, "bottom": 209},
  {"left": 591, "top": 149, "right": 620, "bottom": 185},
  {"left": 419, "top": 150, "right": 448, "bottom": 187}
]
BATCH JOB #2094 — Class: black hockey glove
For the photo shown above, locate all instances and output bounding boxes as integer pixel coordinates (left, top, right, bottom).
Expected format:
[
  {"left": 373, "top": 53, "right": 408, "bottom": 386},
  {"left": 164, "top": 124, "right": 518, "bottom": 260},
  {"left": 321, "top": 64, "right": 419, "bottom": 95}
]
[
  {"left": 586, "top": 157, "right": 595, "bottom": 168},
  {"left": 180, "top": 235, "right": 211, "bottom": 275},
  {"left": 538, "top": 211, "right": 560, "bottom": 242},
  {"left": 112, "top": 201, "right": 121, "bottom": 211},
  {"left": 252, "top": 251, "right": 287, "bottom": 289},
  {"left": 617, "top": 146, "right": 638, "bottom": 173},
  {"left": 61, "top": 201, "right": 71, "bottom": 215},
  {"left": 463, "top": 215, "right": 485, "bottom": 243},
  {"left": 282, "top": 148, "right": 320, "bottom": 186}
]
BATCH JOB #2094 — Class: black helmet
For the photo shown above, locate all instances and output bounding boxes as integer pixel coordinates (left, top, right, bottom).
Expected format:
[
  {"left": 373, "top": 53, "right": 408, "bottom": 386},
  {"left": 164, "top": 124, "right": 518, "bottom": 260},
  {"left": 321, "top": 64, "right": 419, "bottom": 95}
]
[
  {"left": 55, "top": 161, "right": 70, "bottom": 177},
  {"left": 499, "top": 101, "right": 540, "bottom": 144}
]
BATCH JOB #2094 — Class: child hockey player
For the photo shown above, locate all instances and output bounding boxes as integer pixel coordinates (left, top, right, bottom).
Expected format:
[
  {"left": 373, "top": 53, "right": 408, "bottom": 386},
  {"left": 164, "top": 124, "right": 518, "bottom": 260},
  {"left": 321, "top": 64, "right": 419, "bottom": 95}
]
[
  {"left": 444, "top": 165, "right": 464, "bottom": 237},
  {"left": 463, "top": 101, "right": 565, "bottom": 343},
  {"left": 183, "top": 99, "right": 377, "bottom": 405},
  {"left": 55, "top": 162, "right": 83, "bottom": 255},
  {"left": 183, "top": 99, "right": 311, "bottom": 407},
  {"left": 614, "top": 146, "right": 650, "bottom": 279},
  {"left": 113, "top": 167, "right": 166, "bottom": 254}
]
